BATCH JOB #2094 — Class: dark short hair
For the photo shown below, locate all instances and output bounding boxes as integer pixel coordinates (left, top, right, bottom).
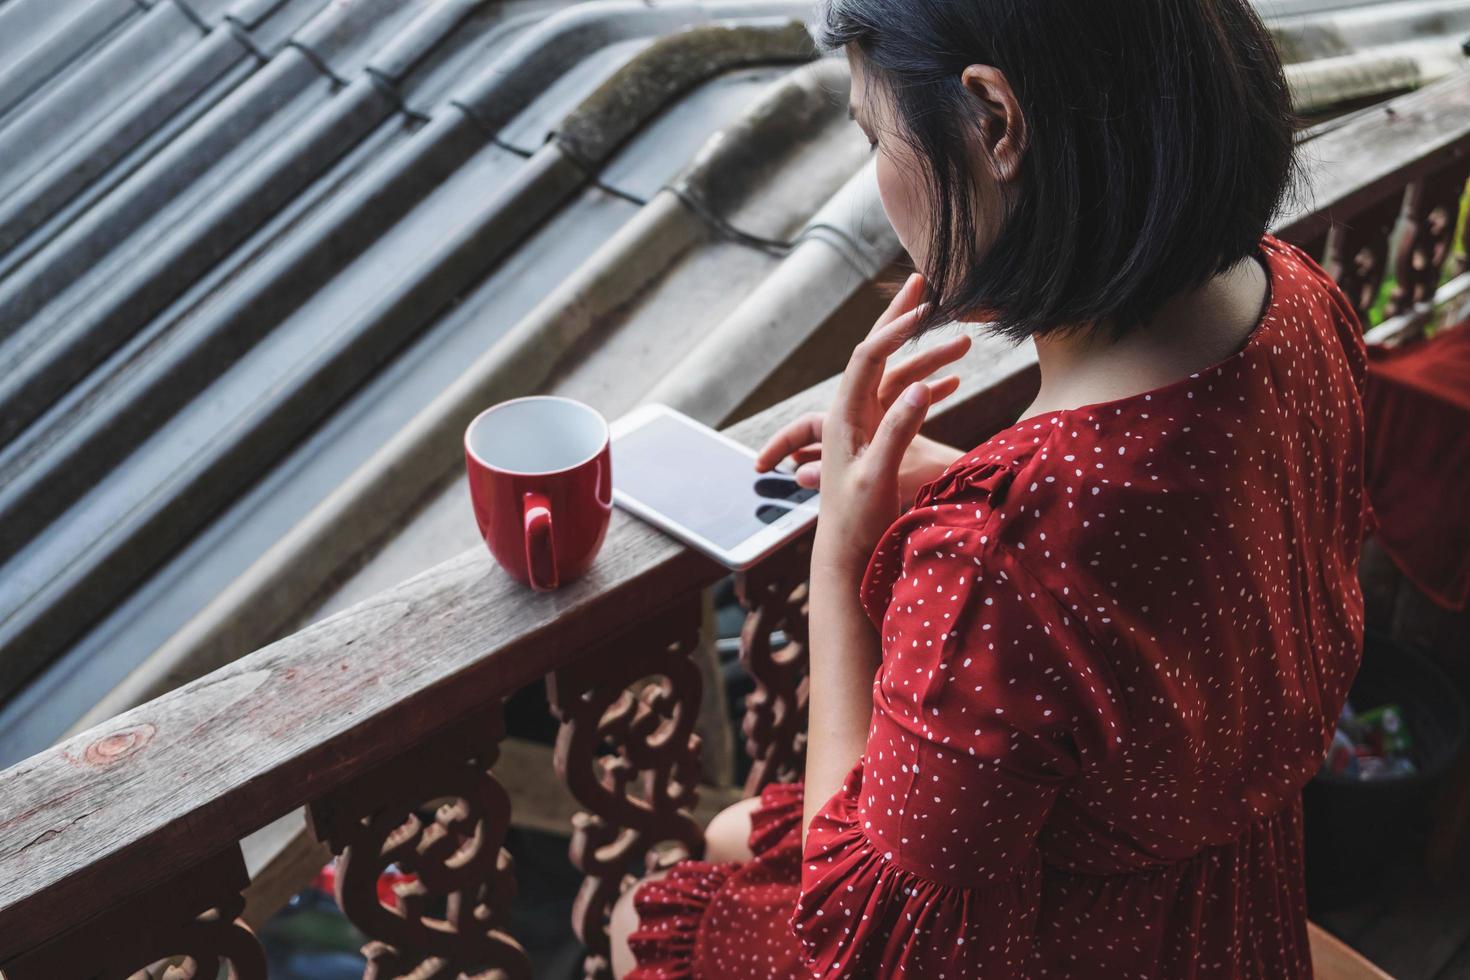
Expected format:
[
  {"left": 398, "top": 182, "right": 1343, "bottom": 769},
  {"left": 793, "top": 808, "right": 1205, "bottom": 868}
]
[{"left": 814, "top": 0, "right": 1308, "bottom": 347}]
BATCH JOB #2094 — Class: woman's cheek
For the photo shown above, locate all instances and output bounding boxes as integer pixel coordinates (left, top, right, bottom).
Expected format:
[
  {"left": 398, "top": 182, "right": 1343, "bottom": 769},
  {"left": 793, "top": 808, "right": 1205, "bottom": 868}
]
[{"left": 875, "top": 150, "right": 930, "bottom": 274}]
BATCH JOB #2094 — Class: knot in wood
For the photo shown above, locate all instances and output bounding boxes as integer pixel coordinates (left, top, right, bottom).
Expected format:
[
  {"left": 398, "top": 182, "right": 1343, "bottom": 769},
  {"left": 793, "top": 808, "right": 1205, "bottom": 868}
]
[{"left": 83, "top": 723, "right": 156, "bottom": 766}]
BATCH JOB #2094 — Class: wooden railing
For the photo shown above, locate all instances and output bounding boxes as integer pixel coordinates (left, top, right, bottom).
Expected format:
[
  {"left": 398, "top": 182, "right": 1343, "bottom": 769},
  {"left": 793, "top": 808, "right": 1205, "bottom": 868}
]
[
  {"left": 1279, "top": 72, "right": 1470, "bottom": 338},
  {"left": 1, "top": 69, "right": 1467, "bottom": 980}
]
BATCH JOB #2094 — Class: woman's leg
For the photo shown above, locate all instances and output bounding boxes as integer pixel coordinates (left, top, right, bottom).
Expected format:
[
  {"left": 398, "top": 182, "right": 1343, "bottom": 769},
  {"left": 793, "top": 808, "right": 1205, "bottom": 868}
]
[
  {"left": 609, "top": 795, "right": 765, "bottom": 978},
  {"left": 704, "top": 794, "right": 763, "bottom": 862}
]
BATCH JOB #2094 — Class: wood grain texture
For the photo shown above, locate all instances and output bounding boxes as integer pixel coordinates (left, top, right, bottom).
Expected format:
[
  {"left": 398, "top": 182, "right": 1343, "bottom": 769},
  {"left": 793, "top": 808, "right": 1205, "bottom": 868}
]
[
  {"left": 0, "top": 330, "right": 1036, "bottom": 963},
  {"left": 1275, "top": 72, "right": 1470, "bottom": 248},
  {"left": 1, "top": 845, "right": 265, "bottom": 979}
]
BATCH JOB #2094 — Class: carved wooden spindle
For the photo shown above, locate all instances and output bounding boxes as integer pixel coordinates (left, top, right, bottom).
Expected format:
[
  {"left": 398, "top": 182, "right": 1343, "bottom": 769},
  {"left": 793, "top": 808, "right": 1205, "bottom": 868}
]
[
  {"left": 1322, "top": 190, "right": 1406, "bottom": 327},
  {"left": 1, "top": 846, "right": 266, "bottom": 980},
  {"left": 1383, "top": 165, "right": 1470, "bottom": 318},
  {"left": 305, "top": 704, "right": 530, "bottom": 980},
  {"left": 548, "top": 599, "right": 708, "bottom": 980},
  {"left": 735, "top": 533, "right": 814, "bottom": 797}
]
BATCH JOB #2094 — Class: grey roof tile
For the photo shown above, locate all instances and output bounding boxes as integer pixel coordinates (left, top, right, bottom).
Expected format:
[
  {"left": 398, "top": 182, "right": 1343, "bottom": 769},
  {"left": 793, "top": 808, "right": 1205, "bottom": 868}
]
[
  {"left": 0, "top": 0, "right": 818, "bottom": 718},
  {"left": 0, "top": 3, "right": 216, "bottom": 209},
  {"left": 0, "top": 0, "right": 143, "bottom": 120}
]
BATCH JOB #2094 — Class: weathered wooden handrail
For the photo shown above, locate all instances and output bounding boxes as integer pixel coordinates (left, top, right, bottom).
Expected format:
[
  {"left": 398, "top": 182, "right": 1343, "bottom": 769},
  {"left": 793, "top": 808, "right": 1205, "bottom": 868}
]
[
  {"left": 1277, "top": 67, "right": 1470, "bottom": 327},
  {"left": 1, "top": 69, "right": 1467, "bottom": 980},
  {"left": 0, "top": 323, "right": 1034, "bottom": 977}
]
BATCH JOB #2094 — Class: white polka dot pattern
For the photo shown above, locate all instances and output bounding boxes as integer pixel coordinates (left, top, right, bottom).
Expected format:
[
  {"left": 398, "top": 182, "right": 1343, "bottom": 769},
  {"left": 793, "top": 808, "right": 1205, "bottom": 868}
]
[{"left": 628, "top": 233, "right": 1372, "bottom": 979}]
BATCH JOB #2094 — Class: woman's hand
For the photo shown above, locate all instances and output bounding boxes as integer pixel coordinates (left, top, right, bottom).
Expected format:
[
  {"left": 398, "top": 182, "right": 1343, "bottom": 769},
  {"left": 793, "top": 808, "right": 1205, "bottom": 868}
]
[
  {"left": 754, "top": 277, "right": 971, "bottom": 523},
  {"left": 757, "top": 426, "right": 963, "bottom": 511},
  {"left": 793, "top": 272, "right": 972, "bottom": 577}
]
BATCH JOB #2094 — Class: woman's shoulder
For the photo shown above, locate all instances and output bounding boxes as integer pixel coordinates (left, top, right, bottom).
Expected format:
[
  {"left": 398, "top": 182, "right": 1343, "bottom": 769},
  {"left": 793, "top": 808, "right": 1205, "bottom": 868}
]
[
  {"left": 857, "top": 431, "right": 1055, "bottom": 631},
  {"left": 1260, "top": 232, "right": 1371, "bottom": 397}
]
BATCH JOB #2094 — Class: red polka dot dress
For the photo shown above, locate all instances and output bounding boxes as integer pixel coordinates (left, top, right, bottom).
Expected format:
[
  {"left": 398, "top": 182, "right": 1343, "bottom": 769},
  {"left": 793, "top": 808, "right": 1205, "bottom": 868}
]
[{"left": 627, "top": 233, "right": 1373, "bottom": 978}]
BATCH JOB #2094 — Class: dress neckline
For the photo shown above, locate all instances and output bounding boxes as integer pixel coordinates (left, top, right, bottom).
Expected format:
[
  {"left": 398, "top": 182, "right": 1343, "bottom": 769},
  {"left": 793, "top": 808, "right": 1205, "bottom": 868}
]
[{"left": 998, "top": 233, "right": 1281, "bottom": 433}]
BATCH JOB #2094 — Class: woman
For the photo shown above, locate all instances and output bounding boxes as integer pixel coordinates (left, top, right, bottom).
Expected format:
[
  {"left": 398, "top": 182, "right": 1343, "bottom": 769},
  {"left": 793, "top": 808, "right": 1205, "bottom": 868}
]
[{"left": 612, "top": 0, "right": 1374, "bottom": 975}]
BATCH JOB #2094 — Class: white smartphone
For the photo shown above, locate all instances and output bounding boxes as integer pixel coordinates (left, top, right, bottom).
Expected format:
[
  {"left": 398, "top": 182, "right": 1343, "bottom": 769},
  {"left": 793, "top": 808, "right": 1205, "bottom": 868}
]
[{"left": 609, "top": 402, "right": 820, "bottom": 570}]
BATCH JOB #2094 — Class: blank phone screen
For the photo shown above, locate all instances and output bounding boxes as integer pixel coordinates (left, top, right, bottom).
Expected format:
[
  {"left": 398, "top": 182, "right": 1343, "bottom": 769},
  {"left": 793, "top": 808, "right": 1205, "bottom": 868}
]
[{"left": 611, "top": 411, "right": 818, "bottom": 551}]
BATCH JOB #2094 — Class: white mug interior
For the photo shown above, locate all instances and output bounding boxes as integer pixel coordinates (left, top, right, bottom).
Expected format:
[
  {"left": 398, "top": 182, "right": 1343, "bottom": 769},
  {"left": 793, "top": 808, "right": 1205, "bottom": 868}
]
[{"left": 467, "top": 396, "right": 608, "bottom": 475}]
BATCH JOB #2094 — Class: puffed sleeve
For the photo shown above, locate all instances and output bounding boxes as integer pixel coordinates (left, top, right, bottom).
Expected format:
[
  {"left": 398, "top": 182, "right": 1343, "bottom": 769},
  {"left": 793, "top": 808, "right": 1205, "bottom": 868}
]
[{"left": 791, "top": 520, "right": 1130, "bottom": 976}]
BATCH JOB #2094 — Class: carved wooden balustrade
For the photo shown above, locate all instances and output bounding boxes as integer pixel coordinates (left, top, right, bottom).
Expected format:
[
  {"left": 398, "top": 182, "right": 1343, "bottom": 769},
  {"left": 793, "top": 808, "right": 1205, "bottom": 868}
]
[
  {"left": 0, "top": 70, "right": 1466, "bottom": 980},
  {"left": 1276, "top": 73, "right": 1470, "bottom": 342}
]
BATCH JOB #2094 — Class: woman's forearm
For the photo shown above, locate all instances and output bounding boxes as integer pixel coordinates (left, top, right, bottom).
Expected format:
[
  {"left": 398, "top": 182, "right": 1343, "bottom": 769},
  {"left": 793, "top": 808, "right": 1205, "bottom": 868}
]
[
  {"left": 802, "top": 549, "right": 884, "bottom": 847},
  {"left": 799, "top": 434, "right": 963, "bottom": 844}
]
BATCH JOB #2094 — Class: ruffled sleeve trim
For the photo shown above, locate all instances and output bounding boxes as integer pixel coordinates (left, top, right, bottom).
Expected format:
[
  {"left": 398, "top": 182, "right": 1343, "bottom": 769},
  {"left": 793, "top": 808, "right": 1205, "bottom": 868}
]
[
  {"left": 911, "top": 455, "right": 1019, "bottom": 511},
  {"left": 791, "top": 765, "right": 1043, "bottom": 975},
  {"left": 627, "top": 859, "right": 740, "bottom": 978},
  {"left": 748, "top": 779, "right": 805, "bottom": 856},
  {"left": 859, "top": 457, "right": 1022, "bottom": 631}
]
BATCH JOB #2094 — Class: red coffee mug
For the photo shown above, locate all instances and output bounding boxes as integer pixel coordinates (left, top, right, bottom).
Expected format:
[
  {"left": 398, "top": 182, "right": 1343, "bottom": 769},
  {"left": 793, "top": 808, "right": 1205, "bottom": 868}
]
[{"left": 464, "top": 395, "right": 613, "bottom": 591}]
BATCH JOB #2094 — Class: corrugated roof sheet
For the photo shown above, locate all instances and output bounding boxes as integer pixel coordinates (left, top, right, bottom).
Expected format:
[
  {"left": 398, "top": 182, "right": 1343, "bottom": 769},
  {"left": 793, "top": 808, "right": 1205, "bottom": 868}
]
[{"left": 0, "top": 0, "right": 825, "bottom": 759}]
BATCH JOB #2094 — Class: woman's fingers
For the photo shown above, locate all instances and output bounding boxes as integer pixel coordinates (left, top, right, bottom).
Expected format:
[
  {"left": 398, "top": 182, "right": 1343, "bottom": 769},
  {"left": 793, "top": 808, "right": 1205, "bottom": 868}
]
[
  {"left": 781, "top": 375, "right": 956, "bottom": 490},
  {"left": 867, "top": 271, "right": 926, "bottom": 339},
  {"left": 759, "top": 362, "right": 958, "bottom": 475},
  {"left": 877, "top": 334, "right": 971, "bottom": 407},
  {"left": 833, "top": 300, "right": 933, "bottom": 430},
  {"left": 929, "top": 374, "right": 962, "bottom": 401},
  {"left": 764, "top": 273, "right": 953, "bottom": 474},
  {"left": 830, "top": 273, "right": 927, "bottom": 429},
  {"left": 753, "top": 412, "right": 824, "bottom": 471},
  {"left": 865, "top": 382, "right": 932, "bottom": 484}
]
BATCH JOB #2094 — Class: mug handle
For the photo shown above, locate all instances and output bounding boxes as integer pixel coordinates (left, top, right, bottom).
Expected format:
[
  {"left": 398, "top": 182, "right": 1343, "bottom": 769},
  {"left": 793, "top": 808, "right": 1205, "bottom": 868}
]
[{"left": 523, "top": 491, "right": 559, "bottom": 591}]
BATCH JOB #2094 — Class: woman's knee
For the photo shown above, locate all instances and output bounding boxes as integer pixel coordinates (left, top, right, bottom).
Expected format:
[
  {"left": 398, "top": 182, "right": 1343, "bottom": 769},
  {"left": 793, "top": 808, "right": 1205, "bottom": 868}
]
[{"left": 704, "top": 794, "right": 764, "bottom": 864}]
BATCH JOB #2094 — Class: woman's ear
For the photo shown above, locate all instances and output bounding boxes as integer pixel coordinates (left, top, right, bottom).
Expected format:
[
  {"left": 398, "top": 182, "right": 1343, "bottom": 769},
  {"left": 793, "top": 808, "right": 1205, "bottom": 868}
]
[{"left": 960, "top": 64, "right": 1027, "bottom": 183}]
